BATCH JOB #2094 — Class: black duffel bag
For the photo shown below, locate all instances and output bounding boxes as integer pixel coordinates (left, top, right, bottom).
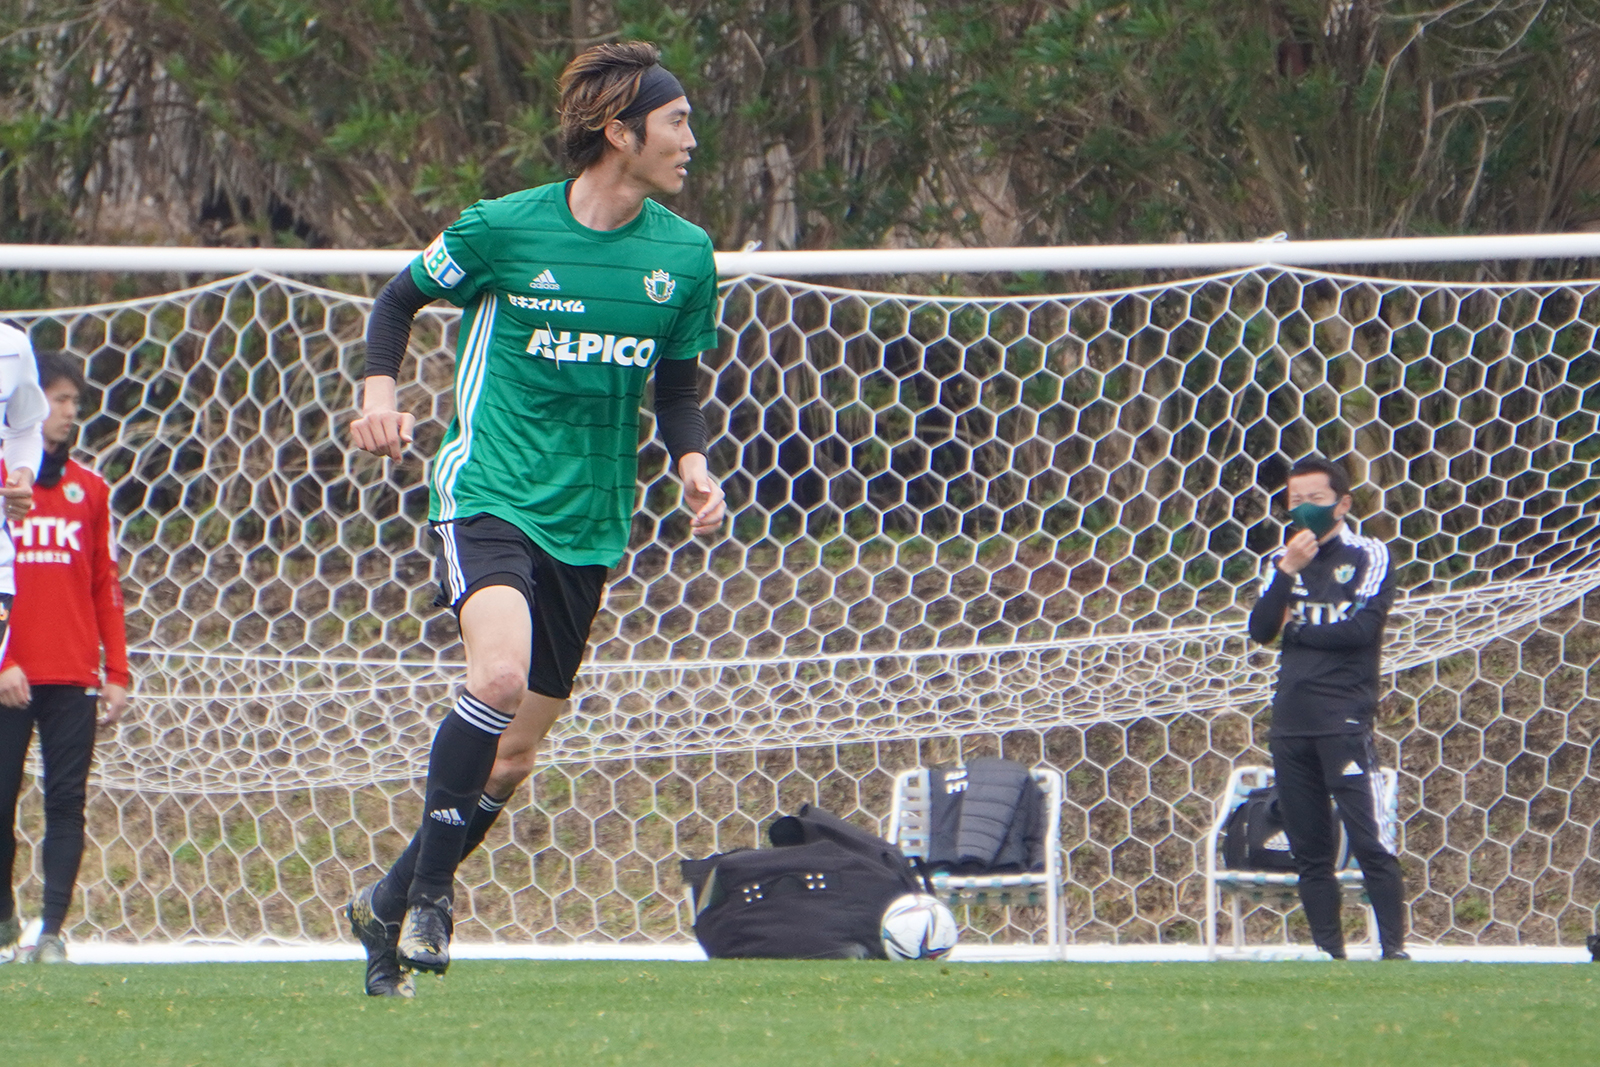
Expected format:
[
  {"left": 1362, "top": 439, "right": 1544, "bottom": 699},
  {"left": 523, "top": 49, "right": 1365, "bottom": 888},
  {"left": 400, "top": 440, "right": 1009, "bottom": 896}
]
[
  {"left": 1220, "top": 785, "right": 1346, "bottom": 872},
  {"left": 1221, "top": 786, "right": 1299, "bottom": 871},
  {"left": 681, "top": 804, "right": 929, "bottom": 960}
]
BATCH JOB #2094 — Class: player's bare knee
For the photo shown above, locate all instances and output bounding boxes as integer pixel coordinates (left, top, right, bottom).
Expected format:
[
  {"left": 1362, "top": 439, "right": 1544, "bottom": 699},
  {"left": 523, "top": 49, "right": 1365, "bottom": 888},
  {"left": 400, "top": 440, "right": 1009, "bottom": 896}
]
[{"left": 466, "top": 660, "right": 528, "bottom": 710}]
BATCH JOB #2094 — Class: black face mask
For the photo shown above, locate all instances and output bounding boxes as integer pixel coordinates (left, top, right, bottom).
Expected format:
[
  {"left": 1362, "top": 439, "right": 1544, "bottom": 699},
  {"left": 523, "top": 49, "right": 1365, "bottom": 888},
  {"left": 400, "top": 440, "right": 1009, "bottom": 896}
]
[
  {"left": 1289, "top": 501, "right": 1340, "bottom": 538},
  {"left": 37, "top": 442, "right": 69, "bottom": 489}
]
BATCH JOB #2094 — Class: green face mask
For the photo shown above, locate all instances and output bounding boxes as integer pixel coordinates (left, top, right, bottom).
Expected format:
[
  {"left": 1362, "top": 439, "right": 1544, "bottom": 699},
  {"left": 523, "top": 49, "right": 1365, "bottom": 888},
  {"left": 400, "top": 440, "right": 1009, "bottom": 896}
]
[{"left": 1289, "top": 501, "right": 1340, "bottom": 537}]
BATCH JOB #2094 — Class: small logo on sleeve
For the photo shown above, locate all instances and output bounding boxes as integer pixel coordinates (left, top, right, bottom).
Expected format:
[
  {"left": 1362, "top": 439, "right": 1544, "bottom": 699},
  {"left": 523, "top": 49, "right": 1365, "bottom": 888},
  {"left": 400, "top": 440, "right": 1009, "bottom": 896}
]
[
  {"left": 423, "top": 234, "right": 466, "bottom": 289},
  {"left": 643, "top": 269, "right": 676, "bottom": 303},
  {"left": 1334, "top": 563, "right": 1355, "bottom": 584}
]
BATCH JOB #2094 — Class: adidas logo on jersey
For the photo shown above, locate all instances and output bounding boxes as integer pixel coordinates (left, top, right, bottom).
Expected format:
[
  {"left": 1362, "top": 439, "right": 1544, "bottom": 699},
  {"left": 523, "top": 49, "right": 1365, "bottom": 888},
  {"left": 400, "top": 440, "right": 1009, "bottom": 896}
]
[
  {"left": 428, "top": 807, "right": 466, "bottom": 826},
  {"left": 1342, "top": 761, "right": 1364, "bottom": 776},
  {"left": 529, "top": 269, "right": 561, "bottom": 290},
  {"left": 526, "top": 329, "right": 658, "bottom": 366}
]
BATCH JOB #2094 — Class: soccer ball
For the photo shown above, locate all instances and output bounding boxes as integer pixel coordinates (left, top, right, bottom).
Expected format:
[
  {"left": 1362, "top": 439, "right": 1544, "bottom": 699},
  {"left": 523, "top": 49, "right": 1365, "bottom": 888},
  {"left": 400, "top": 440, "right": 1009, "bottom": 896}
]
[{"left": 880, "top": 893, "right": 959, "bottom": 960}]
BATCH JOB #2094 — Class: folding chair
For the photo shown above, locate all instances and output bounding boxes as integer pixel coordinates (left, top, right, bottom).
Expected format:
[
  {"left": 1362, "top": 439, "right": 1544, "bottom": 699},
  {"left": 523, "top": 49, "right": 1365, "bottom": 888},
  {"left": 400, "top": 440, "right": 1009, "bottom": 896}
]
[
  {"left": 887, "top": 766, "right": 1065, "bottom": 958},
  {"left": 1202, "top": 763, "right": 1398, "bottom": 959}
]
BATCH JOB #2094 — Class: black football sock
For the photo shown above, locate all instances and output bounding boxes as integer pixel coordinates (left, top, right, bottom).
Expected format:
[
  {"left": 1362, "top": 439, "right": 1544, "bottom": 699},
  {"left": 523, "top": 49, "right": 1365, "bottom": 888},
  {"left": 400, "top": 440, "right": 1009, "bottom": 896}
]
[
  {"left": 38, "top": 819, "right": 81, "bottom": 936},
  {"left": 405, "top": 692, "right": 510, "bottom": 907},
  {"left": 461, "top": 791, "right": 510, "bottom": 858},
  {"left": 372, "top": 789, "right": 511, "bottom": 923}
]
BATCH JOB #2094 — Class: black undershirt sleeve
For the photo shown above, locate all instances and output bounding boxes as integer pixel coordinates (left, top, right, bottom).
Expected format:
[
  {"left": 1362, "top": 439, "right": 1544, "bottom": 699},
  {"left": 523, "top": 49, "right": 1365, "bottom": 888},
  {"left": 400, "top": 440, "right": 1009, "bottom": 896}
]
[
  {"left": 362, "top": 270, "right": 431, "bottom": 379},
  {"left": 653, "top": 355, "right": 710, "bottom": 464},
  {"left": 1248, "top": 567, "right": 1296, "bottom": 645}
]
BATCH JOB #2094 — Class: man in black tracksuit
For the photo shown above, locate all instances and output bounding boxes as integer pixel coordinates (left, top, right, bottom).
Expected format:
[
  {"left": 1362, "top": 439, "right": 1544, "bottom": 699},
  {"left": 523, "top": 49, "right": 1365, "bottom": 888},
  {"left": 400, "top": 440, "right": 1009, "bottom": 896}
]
[{"left": 1247, "top": 456, "right": 1408, "bottom": 960}]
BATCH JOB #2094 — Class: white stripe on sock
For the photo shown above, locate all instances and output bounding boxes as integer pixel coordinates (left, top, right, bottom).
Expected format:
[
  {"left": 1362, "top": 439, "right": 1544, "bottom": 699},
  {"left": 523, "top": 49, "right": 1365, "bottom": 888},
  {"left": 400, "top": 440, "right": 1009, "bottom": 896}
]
[{"left": 454, "top": 693, "right": 513, "bottom": 735}]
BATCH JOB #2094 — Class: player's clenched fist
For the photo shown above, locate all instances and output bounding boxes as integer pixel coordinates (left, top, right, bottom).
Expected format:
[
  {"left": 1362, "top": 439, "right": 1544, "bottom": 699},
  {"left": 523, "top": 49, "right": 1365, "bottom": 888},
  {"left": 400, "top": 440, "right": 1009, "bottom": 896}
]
[
  {"left": 1277, "top": 528, "right": 1319, "bottom": 576},
  {"left": 2, "top": 467, "right": 33, "bottom": 522},
  {"left": 678, "top": 453, "right": 725, "bottom": 536},
  {"left": 350, "top": 408, "right": 416, "bottom": 460},
  {"left": 350, "top": 375, "right": 415, "bottom": 460}
]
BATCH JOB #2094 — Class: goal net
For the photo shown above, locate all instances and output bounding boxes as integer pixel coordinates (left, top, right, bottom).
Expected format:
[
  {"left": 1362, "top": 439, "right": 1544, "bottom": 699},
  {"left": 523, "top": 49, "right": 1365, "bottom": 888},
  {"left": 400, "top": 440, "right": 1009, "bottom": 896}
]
[{"left": 7, "top": 265, "right": 1599, "bottom": 951}]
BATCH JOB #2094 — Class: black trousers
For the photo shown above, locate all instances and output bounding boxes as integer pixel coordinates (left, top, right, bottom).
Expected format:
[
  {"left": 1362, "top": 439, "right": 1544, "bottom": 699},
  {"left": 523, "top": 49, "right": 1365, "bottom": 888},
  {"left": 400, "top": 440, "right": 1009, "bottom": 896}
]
[
  {"left": 0, "top": 685, "right": 98, "bottom": 932},
  {"left": 1269, "top": 732, "right": 1407, "bottom": 954}
]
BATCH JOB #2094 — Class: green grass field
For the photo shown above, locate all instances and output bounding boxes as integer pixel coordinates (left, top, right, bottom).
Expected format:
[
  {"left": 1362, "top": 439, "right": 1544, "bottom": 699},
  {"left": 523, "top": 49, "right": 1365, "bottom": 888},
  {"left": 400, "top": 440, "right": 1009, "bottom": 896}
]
[{"left": 7, "top": 959, "right": 1595, "bottom": 1067}]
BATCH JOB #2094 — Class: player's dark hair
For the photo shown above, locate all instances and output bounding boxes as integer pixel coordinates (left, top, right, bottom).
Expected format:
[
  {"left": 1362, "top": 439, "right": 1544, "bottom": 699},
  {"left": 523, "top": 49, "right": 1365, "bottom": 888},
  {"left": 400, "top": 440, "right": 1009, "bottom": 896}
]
[
  {"left": 36, "top": 351, "right": 87, "bottom": 396},
  {"left": 558, "top": 41, "right": 662, "bottom": 174},
  {"left": 1286, "top": 455, "right": 1351, "bottom": 498}
]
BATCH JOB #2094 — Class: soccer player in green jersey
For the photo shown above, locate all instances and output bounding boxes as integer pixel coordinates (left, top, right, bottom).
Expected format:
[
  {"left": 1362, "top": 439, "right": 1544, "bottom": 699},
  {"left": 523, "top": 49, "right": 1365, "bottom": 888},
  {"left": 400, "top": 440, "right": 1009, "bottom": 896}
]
[{"left": 346, "top": 41, "right": 724, "bottom": 996}]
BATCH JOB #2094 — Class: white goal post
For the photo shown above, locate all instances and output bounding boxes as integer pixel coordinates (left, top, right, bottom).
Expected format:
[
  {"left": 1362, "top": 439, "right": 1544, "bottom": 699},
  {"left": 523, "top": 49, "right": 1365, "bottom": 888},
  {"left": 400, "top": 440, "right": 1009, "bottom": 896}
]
[
  {"left": 4, "top": 237, "right": 1598, "bottom": 956},
  {"left": 6, "top": 230, "right": 1600, "bottom": 276}
]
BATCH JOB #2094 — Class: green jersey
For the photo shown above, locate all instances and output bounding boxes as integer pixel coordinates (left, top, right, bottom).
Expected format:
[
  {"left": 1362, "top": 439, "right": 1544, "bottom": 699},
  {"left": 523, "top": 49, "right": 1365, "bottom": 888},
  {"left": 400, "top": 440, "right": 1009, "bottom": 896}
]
[{"left": 409, "top": 181, "right": 719, "bottom": 567}]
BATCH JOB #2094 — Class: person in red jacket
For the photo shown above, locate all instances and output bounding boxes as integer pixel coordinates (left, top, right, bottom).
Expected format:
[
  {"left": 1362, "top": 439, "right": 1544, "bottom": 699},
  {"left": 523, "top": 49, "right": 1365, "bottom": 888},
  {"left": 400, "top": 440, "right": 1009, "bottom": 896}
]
[{"left": 0, "top": 352, "right": 128, "bottom": 964}]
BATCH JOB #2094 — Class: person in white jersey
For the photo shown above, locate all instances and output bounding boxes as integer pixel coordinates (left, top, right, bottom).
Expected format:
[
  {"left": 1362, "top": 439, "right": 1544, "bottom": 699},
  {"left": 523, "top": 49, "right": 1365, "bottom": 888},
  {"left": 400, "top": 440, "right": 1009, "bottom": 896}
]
[{"left": 0, "top": 321, "right": 49, "bottom": 961}]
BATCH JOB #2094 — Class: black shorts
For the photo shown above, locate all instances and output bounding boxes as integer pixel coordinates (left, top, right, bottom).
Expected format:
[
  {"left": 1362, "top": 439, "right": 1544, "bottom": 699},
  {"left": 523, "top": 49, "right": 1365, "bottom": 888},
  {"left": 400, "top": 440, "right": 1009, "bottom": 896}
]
[{"left": 430, "top": 514, "right": 607, "bottom": 700}]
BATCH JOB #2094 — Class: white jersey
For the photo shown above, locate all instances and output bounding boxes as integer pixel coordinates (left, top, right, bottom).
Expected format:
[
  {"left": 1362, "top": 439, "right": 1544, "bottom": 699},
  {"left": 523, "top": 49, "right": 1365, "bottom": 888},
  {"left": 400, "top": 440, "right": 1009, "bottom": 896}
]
[{"left": 0, "top": 323, "right": 46, "bottom": 595}]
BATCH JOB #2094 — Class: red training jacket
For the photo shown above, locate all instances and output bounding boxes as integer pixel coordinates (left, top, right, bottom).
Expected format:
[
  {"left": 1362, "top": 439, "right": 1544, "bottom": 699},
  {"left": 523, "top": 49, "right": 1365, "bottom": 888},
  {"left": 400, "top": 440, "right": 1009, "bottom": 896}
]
[{"left": 1, "top": 456, "right": 130, "bottom": 687}]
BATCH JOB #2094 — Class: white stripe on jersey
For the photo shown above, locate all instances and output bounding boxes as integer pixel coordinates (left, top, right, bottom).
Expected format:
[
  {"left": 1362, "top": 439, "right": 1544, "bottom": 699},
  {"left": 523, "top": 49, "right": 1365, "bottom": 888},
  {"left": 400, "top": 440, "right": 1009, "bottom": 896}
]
[
  {"left": 431, "top": 299, "right": 494, "bottom": 517},
  {"left": 1338, "top": 526, "right": 1390, "bottom": 600},
  {"left": 432, "top": 298, "right": 497, "bottom": 519}
]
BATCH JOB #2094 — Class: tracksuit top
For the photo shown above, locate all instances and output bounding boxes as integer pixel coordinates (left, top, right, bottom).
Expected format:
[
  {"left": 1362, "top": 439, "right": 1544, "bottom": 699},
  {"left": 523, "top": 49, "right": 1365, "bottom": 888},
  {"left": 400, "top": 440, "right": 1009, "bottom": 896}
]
[
  {"left": 0, "top": 450, "right": 129, "bottom": 688},
  {"left": 1247, "top": 524, "right": 1395, "bottom": 738},
  {"left": 0, "top": 322, "right": 46, "bottom": 595}
]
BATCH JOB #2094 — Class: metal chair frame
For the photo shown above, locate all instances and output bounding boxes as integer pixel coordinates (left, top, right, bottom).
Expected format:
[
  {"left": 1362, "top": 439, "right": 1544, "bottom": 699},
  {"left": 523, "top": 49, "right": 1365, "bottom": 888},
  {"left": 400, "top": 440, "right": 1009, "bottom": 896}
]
[
  {"left": 1202, "top": 763, "right": 1398, "bottom": 958},
  {"left": 887, "top": 765, "right": 1065, "bottom": 958}
]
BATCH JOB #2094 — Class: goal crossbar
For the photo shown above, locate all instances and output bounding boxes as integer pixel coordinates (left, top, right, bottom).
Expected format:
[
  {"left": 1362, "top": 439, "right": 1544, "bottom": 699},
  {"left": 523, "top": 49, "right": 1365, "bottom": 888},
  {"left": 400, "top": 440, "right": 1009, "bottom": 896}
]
[{"left": 6, "top": 231, "right": 1600, "bottom": 277}]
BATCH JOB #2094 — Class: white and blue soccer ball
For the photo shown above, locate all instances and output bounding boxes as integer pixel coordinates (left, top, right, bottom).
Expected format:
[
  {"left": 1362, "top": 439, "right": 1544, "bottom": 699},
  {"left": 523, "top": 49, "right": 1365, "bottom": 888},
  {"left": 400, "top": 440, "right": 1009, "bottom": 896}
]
[{"left": 880, "top": 893, "right": 959, "bottom": 961}]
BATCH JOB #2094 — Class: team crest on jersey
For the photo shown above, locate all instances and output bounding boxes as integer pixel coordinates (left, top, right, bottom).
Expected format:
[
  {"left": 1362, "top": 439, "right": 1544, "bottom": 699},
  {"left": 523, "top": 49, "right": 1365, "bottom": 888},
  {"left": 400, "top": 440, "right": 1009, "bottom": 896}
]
[
  {"left": 1334, "top": 563, "right": 1355, "bottom": 584},
  {"left": 643, "top": 269, "right": 676, "bottom": 303},
  {"left": 63, "top": 482, "right": 84, "bottom": 504}
]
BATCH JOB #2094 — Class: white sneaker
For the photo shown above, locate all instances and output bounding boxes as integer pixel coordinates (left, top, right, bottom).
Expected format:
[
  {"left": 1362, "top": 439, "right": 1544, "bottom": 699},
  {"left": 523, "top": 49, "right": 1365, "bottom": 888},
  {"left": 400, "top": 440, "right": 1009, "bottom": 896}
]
[
  {"left": 24, "top": 933, "right": 69, "bottom": 964},
  {"left": 0, "top": 914, "right": 19, "bottom": 964}
]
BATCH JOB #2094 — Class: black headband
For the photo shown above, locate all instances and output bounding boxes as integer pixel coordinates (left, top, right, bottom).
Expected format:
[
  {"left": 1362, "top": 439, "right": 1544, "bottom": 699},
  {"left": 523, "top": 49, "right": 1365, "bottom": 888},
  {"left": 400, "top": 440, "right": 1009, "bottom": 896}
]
[{"left": 616, "top": 64, "right": 686, "bottom": 122}]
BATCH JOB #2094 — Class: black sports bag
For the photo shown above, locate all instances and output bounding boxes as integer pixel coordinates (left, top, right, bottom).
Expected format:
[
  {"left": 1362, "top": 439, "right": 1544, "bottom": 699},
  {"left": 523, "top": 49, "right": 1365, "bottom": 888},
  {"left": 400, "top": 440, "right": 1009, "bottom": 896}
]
[
  {"left": 1221, "top": 786, "right": 1299, "bottom": 871},
  {"left": 1220, "top": 785, "right": 1345, "bottom": 871},
  {"left": 680, "top": 804, "right": 930, "bottom": 960}
]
